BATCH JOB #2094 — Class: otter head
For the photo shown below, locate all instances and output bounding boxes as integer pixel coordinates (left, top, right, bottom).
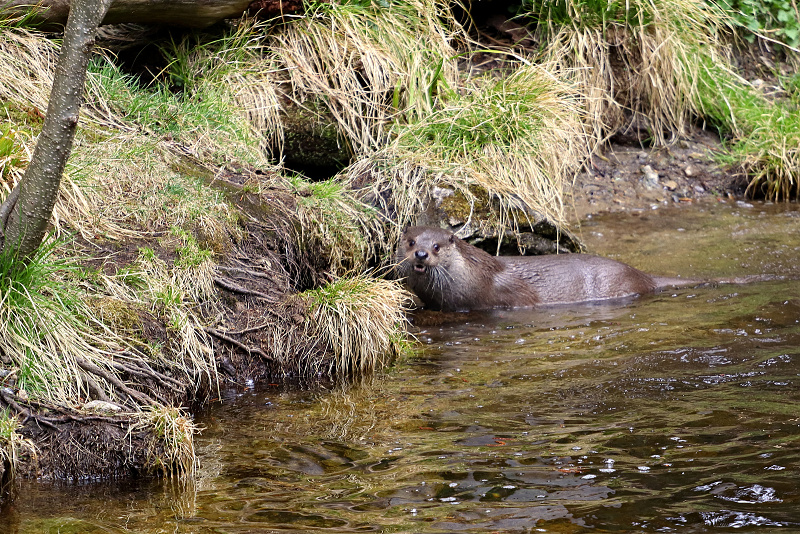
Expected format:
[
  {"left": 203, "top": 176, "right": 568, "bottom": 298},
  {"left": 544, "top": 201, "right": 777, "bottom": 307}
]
[{"left": 396, "top": 226, "right": 456, "bottom": 276}]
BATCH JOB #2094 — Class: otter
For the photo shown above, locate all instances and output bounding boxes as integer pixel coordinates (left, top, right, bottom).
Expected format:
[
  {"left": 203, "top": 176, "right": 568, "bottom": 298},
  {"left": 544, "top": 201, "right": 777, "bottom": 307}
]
[{"left": 395, "top": 225, "right": 696, "bottom": 311}]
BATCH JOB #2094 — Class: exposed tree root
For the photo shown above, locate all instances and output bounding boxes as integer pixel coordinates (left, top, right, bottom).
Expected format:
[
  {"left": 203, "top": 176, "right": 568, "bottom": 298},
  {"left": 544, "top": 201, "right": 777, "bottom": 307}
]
[
  {"left": 213, "top": 275, "right": 281, "bottom": 303},
  {"left": 73, "top": 354, "right": 156, "bottom": 407},
  {"left": 205, "top": 328, "right": 276, "bottom": 363}
]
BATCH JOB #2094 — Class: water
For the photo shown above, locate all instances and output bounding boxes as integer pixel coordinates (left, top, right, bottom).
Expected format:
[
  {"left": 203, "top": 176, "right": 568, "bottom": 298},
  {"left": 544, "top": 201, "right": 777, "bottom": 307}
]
[{"left": 2, "top": 200, "right": 800, "bottom": 533}]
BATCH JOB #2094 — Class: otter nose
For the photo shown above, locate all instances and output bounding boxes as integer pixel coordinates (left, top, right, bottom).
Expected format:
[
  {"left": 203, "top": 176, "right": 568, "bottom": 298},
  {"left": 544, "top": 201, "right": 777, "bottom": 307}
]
[{"left": 415, "top": 250, "right": 428, "bottom": 260}]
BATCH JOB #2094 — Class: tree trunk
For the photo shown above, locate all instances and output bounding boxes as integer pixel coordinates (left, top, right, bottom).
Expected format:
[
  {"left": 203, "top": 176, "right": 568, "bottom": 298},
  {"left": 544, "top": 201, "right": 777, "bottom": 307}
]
[
  {"left": 0, "top": 0, "right": 305, "bottom": 29},
  {"left": 0, "top": 0, "right": 112, "bottom": 260}
]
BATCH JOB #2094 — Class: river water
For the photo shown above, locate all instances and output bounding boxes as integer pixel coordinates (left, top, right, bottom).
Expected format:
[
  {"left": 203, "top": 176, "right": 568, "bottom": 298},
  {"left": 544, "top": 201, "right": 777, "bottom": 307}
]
[{"left": 2, "top": 200, "right": 799, "bottom": 533}]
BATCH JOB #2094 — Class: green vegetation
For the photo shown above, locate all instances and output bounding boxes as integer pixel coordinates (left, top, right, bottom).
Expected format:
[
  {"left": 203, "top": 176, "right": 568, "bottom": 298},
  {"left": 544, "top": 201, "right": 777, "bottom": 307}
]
[
  {"left": 0, "top": 124, "right": 26, "bottom": 182},
  {"left": 0, "top": 410, "right": 34, "bottom": 491},
  {"left": 132, "top": 406, "right": 198, "bottom": 478},
  {"left": 716, "top": 0, "right": 800, "bottom": 48},
  {"left": 697, "top": 60, "right": 800, "bottom": 199},
  {"left": 0, "top": 0, "right": 798, "bottom": 488},
  {"left": 514, "top": 0, "right": 799, "bottom": 199},
  {"left": 271, "top": 0, "right": 462, "bottom": 152},
  {"left": 0, "top": 238, "right": 101, "bottom": 401},
  {"left": 287, "top": 175, "right": 382, "bottom": 275},
  {"left": 345, "top": 63, "right": 585, "bottom": 249},
  {"left": 519, "top": 0, "right": 732, "bottom": 146}
]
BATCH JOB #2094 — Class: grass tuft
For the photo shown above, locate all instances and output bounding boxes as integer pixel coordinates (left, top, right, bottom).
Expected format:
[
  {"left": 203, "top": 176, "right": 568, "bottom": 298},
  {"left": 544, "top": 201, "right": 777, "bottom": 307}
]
[
  {"left": 0, "top": 238, "right": 116, "bottom": 404},
  {"left": 132, "top": 405, "right": 198, "bottom": 478},
  {"left": 524, "top": 0, "right": 732, "bottom": 145},
  {"left": 271, "top": 0, "right": 463, "bottom": 154},
  {"left": 0, "top": 410, "right": 36, "bottom": 488},
  {"left": 697, "top": 59, "right": 800, "bottom": 199},
  {"left": 345, "top": 63, "right": 585, "bottom": 247},
  {"left": 301, "top": 274, "right": 411, "bottom": 377},
  {"left": 288, "top": 175, "right": 384, "bottom": 276}
]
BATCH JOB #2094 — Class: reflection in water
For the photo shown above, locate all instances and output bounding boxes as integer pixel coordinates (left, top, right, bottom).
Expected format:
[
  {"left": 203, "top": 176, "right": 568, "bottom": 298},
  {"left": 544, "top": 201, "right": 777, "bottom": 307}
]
[{"left": 2, "top": 201, "right": 800, "bottom": 533}]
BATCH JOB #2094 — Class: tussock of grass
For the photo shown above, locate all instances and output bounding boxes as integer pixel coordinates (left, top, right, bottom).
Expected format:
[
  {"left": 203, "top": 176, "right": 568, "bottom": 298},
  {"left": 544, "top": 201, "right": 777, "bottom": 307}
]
[
  {"left": 132, "top": 406, "right": 198, "bottom": 478},
  {"left": 697, "top": 61, "right": 800, "bottom": 199},
  {"left": 345, "top": 63, "right": 585, "bottom": 244},
  {"left": 0, "top": 240, "right": 121, "bottom": 405},
  {"left": 56, "top": 132, "right": 243, "bottom": 248},
  {"left": 301, "top": 275, "right": 411, "bottom": 377},
  {"left": 0, "top": 410, "right": 36, "bottom": 487},
  {"left": 0, "top": 29, "right": 58, "bottom": 122},
  {"left": 0, "top": 28, "right": 252, "bottom": 246},
  {"left": 526, "top": 0, "right": 732, "bottom": 145},
  {"left": 287, "top": 175, "right": 384, "bottom": 276},
  {"left": 103, "top": 247, "right": 218, "bottom": 394},
  {"left": 271, "top": 0, "right": 462, "bottom": 153}
]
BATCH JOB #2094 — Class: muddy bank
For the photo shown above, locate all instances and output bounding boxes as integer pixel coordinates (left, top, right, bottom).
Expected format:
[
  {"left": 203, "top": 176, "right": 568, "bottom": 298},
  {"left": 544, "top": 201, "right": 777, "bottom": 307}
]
[
  {"left": 2, "top": 167, "right": 406, "bottom": 484},
  {"left": 570, "top": 128, "right": 745, "bottom": 220}
]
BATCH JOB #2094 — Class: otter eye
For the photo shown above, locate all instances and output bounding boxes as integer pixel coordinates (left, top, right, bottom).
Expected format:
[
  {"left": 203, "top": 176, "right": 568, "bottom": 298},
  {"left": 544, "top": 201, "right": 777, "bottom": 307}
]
[
  {"left": 433, "top": 243, "right": 440, "bottom": 253},
  {"left": 408, "top": 239, "right": 415, "bottom": 247}
]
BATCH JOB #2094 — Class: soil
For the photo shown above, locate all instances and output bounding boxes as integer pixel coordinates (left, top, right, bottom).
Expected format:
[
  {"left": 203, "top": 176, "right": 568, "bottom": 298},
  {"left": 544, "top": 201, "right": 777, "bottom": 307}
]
[{"left": 569, "top": 128, "right": 747, "bottom": 221}]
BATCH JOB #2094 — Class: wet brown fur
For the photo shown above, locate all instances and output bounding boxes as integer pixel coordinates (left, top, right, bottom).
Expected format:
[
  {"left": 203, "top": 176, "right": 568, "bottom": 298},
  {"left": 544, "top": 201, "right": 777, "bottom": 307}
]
[{"left": 395, "top": 226, "right": 694, "bottom": 311}]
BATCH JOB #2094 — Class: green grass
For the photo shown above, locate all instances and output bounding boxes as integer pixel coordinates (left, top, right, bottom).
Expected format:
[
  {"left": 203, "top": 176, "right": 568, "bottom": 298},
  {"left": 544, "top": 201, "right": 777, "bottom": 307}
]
[
  {"left": 714, "top": 0, "right": 800, "bottom": 48},
  {"left": 344, "top": 63, "right": 585, "bottom": 252},
  {"left": 697, "top": 57, "right": 800, "bottom": 199},
  {"left": 87, "top": 56, "right": 260, "bottom": 163},
  {"left": 520, "top": 0, "right": 731, "bottom": 145},
  {"left": 0, "top": 123, "right": 27, "bottom": 182},
  {"left": 0, "top": 409, "right": 35, "bottom": 487},
  {"left": 284, "top": 174, "right": 383, "bottom": 276},
  {"left": 0, "top": 237, "right": 104, "bottom": 400}
]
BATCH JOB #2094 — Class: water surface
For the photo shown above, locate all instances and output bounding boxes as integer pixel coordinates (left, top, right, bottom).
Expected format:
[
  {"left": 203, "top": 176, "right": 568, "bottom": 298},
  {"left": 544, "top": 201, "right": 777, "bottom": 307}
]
[{"left": 2, "top": 200, "right": 799, "bottom": 533}]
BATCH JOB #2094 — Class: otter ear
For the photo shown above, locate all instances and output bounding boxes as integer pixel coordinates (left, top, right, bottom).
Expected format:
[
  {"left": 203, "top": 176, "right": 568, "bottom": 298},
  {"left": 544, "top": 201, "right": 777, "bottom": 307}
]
[
  {"left": 449, "top": 234, "right": 455, "bottom": 244},
  {"left": 402, "top": 225, "right": 410, "bottom": 234}
]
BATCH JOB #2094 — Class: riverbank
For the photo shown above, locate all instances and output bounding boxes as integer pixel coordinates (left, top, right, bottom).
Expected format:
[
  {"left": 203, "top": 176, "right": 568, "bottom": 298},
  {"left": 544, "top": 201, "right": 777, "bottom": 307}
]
[{"left": 0, "top": 0, "right": 797, "bottom": 490}]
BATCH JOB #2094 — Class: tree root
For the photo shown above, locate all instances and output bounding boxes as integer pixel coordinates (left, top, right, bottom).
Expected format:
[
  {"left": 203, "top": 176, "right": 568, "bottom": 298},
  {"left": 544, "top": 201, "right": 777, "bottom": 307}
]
[
  {"left": 0, "top": 388, "right": 128, "bottom": 430},
  {"left": 73, "top": 355, "right": 156, "bottom": 407},
  {"left": 205, "top": 327, "right": 276, "bottom": 363},
  {"left": 214, "top": 276, "right": 281, "bottom": 303},
  {"left": 0, "top": 388, "right": 59, "bottom": 431},
  {"left": 106, "top": 356, "right": 185, "bottom": 394}
]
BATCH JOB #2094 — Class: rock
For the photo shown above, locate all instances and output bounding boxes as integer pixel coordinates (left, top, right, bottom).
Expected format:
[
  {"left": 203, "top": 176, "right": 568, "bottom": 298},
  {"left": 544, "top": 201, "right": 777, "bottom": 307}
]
[
  {"left": 694, "top": 184, "right": 706, "bottom": 193},
  {"left": 684, "top": 164, "right": 698, "bottom": 177},
  {"left": 640, "top": 165, "right": 660, "bottom": 189},
  {"left": 664, "top": 179, "right": 678, "bottom": 191},
  {"left": 83, "top": 400, "right": 124, "bottom": 413}
]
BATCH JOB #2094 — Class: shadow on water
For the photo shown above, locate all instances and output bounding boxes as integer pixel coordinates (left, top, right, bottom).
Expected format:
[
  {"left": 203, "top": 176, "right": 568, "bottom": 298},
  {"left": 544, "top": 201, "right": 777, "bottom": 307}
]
[{"left": 2, "top": 200, "right": 800, "bottom": 533}]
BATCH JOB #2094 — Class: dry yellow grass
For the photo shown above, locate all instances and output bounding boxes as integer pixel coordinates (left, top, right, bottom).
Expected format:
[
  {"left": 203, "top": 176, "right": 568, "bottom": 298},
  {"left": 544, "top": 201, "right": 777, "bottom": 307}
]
[
  {"left": 532, "top": 0, "right": 732, "bottom": 145},
  {"left": 301, "top": 274, "right": 411, "bottom": 377},
  {"left": 345, "top": 63, "right": 587, "bottom": 247},
  {"left": 271, "top": 0, "right": 463, "bottom": 154}
]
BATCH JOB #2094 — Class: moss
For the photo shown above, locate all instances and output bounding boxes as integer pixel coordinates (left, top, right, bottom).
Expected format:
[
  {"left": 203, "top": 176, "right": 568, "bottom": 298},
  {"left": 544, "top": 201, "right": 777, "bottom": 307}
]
[
  {"left": 88, "top": 296, "right": 144, "bottom": 334},
  {"left": 437, "top": 185, "right": 493, "bottom": 223},
  {"left": 424, "top": 185, "right": 584, "bottom": 254}
]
